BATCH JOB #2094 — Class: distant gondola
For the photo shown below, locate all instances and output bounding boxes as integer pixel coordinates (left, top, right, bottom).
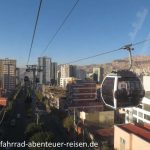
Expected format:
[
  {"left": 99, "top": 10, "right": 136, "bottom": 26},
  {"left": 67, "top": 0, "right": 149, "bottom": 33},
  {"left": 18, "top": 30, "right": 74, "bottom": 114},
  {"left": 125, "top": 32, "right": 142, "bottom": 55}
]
[
  {"left": 24, "top": 76, "right": 29, "bottom": 82},
  {"left": 101, "top": 70, "right": 145, "bottom": 109}
]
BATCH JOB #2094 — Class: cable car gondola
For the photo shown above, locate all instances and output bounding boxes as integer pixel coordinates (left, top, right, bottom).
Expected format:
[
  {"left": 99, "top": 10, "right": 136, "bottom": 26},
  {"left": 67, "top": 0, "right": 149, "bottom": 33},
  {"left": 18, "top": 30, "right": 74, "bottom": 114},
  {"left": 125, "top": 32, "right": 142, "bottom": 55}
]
[
  {"left": 101, "top": 44, "right": 145, "bottom": 109},
  {"left": 101, "top": 70, "right": 145, "bottom": 109},
  {"left": 24, "top": 76, "right": 29, "bottom": 82}
]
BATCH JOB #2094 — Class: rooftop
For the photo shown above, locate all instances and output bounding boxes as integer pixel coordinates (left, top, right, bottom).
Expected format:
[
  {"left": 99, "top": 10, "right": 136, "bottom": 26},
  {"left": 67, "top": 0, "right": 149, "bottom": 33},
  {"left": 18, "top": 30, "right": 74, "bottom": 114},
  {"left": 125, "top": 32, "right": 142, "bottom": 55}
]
[
  {"left": 94, "top": 127, "right": 114, "bottom": 137},
  {"left": 68, "top": 100, "right": 104, "bottom": 112},
  {"left": 117, "top": 123, "right": 150, "bottom": 142},
  {"left": 69, "top": 100, "right": 103, "bottom": 108}
]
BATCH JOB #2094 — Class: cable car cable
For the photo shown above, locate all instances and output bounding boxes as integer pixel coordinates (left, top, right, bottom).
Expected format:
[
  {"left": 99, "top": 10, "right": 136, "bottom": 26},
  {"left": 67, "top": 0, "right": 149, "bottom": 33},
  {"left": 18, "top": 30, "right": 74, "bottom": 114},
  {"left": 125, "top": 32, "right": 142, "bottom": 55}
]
[
  {"left": 27, "top": 0, "right": 43, "bottom": 65},
  {"left": 40, "top": 0, "right": 80, "bottom": 56},
  {"left": 65, "top": 48, "right": 122, "bottom": 65},
  {"left": 63, "top": 38, "right": 150, "bottom": 65}
]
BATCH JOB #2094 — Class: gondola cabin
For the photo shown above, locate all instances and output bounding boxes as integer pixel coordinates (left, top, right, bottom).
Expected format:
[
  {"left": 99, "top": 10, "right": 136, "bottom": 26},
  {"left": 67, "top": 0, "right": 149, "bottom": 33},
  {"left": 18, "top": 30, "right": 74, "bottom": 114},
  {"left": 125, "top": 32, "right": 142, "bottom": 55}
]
[
  {"left": 24, "top": 76, "right": 29, "bottom": 82},
  {"left": 101, "top": 70, "right": 145, "bottom": 109}
]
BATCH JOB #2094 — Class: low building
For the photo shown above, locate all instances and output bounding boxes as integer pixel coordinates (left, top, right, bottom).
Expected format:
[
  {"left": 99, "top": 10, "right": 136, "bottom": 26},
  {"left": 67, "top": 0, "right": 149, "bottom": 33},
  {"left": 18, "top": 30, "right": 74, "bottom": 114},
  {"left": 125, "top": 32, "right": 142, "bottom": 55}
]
[
  {"left": 124, "top": 98, "right": 150, "bottom": 124},
  {"left": 123, "top": 75, "right": 150, "bottom": 124},
  {"left": 67, "top": 80, "right": 97, "bottom": 101},
  {"left": 68, "top": 100, "right": 104, "bottom": 113},
  {"left": 92, "top": 127, "right": 114, "bottom": 148},
  {"left": 114, "top": 123, "right": 150, "bottom": 150}
]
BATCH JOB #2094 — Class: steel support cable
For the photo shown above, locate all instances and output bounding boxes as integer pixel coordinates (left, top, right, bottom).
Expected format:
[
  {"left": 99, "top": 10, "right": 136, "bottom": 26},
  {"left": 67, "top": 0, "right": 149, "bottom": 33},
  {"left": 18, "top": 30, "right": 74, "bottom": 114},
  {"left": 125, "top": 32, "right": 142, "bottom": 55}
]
[{"left": 27, "top": 0, "right": 43, "bottom": 65}]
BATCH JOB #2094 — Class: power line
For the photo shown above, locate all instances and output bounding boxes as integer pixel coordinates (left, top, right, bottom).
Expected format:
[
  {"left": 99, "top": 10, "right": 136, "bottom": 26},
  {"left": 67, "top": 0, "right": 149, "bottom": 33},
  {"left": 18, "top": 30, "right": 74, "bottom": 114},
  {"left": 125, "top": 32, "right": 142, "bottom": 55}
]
[
  {"left": 40, "top": 0, "right": 80, "bottom": 56},
  {"left": 63, "top": 38, "right": 150, "bottom": 65},
  {"left": 27, "top": 0, "right": 43, "bottom": 65}
]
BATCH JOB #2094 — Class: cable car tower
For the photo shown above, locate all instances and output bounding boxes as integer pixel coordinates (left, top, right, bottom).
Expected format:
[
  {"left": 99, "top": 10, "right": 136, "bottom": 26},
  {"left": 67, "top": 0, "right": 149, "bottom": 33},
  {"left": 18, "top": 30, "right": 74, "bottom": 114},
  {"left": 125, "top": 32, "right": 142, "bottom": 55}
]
[{"left": 101, "top": 44, "right": 145, "bottom": 110}]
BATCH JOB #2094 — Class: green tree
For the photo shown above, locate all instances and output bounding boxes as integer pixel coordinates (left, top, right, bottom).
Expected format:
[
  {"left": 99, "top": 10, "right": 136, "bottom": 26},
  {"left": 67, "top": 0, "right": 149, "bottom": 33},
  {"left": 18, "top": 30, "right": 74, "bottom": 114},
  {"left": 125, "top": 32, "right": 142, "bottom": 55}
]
[
  {"left": 63, "top": 116, "right": 74, "bottom": 132},
  {"left": 25, "top": 123, "right": 43, "bottom": 138},
  {"left": 29, "top": 132, "right": 54, "bottom": 150}
]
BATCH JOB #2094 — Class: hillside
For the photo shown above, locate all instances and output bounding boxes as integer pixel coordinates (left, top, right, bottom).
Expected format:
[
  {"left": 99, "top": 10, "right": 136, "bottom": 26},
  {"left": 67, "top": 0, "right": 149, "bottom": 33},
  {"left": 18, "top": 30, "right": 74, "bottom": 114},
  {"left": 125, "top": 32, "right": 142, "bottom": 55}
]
[{"left": 79, "top": 55, "right": 150, "bottom": 75}]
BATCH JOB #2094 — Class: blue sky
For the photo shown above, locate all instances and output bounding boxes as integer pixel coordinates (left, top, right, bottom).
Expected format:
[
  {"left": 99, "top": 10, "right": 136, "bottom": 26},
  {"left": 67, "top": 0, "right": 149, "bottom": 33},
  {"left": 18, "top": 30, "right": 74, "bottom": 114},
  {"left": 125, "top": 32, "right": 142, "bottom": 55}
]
[{"left": 0, "top": 0, "right": 150, "bottom": 67}]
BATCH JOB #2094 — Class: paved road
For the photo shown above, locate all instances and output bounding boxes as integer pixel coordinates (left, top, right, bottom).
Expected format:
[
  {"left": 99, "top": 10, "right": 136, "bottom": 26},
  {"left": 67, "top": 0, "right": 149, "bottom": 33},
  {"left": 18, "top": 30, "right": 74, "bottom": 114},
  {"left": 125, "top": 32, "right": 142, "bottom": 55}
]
[{"left": 0, "top": 88, "right": 35, "bottom": 149}]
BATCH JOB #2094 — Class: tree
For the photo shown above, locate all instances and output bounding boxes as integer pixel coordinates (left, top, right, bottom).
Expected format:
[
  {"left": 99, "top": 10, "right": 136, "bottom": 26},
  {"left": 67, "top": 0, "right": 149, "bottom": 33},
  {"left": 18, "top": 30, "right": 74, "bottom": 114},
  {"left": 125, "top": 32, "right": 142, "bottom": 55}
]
[
  {"left": 29, "top": 132, "right": 54, "bottom": 150},
  {"left": 63, "top": 116, "right": 74, "bottom": 132},
  {"left": 25, "top": 123, "right": 43, "bottom": 138}
]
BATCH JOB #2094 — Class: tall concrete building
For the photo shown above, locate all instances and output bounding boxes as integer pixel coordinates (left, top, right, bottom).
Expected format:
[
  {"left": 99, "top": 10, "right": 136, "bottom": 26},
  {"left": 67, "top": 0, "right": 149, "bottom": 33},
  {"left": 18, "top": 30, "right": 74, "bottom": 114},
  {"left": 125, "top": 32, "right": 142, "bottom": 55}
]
[
  {"left": 76, "top": 69, "right": 86, "bottom": 80},
  {"left": 93, "top": 67, "right": 104, "bottom": 83},
  {"left": 16, "top": 68, "right": 20, "bottom": 85},
  {"left": 38, "top": 57, "right": 51, "bottom": 85},
  {"left": 51, "top": 62, "right": 57, "bottom": 85},
  {"left": 0, "top": 59, "right": 16, "bottom": 93},
  {"left": 60, "top": 64, "right": 77, "bottom": 87},
  {"left": 60, "top": 64, "right": 76, "bottom": 78}
]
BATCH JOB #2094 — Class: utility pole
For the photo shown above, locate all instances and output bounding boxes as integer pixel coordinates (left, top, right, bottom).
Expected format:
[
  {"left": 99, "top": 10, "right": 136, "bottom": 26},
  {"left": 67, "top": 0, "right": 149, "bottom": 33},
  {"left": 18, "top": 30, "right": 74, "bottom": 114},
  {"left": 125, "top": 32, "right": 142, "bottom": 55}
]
[
  {"left": 26, "top": 65, "right": 43, "bottom": 124},
  {"left": 36, "top": 112, "right": 39, "bottom": 125}
]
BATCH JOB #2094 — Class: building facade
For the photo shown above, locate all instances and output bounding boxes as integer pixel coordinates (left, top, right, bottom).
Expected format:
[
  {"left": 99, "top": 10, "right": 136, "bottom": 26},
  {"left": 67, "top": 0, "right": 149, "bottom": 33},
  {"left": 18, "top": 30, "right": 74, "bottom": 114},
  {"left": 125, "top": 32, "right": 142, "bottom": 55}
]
[
  {"left": 60, "top": 64, "right": 77, "bottom": 87},
  {"left": 93, "top": 67, "right": 104, "bottom": 83},
  {"left": 124, "top": 76, "right": 150, "bottom": 124},
  {"left": 114, "top": 124, "right": 150, "bottom": 150},
  {"left": 16, "top": 68, "right": 20, "bottom": 85},
  {"left": 0, "top": 59, "right": 16, "bottom": 93},
  {"left": 67, "top": 80, "right": 97, "bottom": 101},
  {"left": 60, "top": 77, "right": 76, "bottom": 88},
  {"left": 76, "top": 69, "right": 86, "bottom": 80},
  {"left": 38, "top": 57, "right": 51, "bottom": 85},
  {"left": 51, "top": 62, "right": 57, "bottom": 85},
  {"left": 60, "top": 64, "right": 76, "bottom": 78}
]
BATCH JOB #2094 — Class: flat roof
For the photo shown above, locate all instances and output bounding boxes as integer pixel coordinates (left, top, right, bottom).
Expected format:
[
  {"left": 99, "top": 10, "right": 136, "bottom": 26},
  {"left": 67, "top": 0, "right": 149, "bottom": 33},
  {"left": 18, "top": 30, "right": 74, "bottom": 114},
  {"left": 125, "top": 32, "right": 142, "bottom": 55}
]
[
  {"left": 117, "top": 123, "right": 150, "bottom": 142},
  {"left": 69, "top": 100, "right": 103, "bottom": 107},
  {"left": 94, "top": 128, "right": 114, "bottom": 137}
]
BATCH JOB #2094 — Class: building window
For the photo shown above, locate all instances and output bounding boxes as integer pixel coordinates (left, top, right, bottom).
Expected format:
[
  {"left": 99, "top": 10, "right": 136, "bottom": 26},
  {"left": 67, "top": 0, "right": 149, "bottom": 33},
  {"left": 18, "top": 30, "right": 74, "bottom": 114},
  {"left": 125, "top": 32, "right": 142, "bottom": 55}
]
[
  {"left": 133, "top": 110, "right": 137, "bottom": 115},
  {"left": 138, "top": 112, "right": 143, "bottom": 118},
  {"left": 120, "top": 137, "right": 125, "bottom": 150},
  {"left": 126, "top": 116, "right": 129, "bottom": 122},
  {"left": 138, "top": 119, "right": 144, "bottom": 125},
  {"left": 133, "top": 117, "right": 137, "bottom": 123},
  {"left": 144, "top": 114, "right": 150, "bottom": 121}
]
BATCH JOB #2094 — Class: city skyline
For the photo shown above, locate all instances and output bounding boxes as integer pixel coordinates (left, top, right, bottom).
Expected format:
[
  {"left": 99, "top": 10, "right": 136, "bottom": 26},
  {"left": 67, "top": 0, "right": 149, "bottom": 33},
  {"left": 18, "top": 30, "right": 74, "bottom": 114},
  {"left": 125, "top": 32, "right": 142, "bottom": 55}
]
[{"left": 0, "top": 0, "right": 150, "bottom": 67}]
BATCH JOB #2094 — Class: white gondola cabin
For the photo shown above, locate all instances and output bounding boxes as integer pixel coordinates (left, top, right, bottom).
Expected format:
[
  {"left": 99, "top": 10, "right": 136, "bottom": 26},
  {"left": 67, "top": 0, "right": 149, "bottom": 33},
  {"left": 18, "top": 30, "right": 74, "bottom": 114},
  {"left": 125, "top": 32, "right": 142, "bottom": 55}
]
[{"left": 101, "top": 70, "right": 145, "bottom": 109}]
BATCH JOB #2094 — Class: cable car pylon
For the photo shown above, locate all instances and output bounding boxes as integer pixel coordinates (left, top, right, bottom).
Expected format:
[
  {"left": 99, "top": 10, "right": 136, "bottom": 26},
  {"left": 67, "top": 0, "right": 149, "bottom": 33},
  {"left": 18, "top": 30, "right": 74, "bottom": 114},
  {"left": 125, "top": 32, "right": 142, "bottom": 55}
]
[{"left": 121, "top": 44, "right": 134, "bottom": 70}]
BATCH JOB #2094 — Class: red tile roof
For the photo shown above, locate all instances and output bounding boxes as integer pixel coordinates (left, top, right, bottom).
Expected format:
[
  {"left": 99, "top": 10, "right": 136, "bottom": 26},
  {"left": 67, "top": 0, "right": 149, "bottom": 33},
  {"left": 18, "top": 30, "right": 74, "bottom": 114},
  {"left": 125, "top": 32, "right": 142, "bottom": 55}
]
[{"left": 118, "top": 123, "right": 150, "bottom": 142}]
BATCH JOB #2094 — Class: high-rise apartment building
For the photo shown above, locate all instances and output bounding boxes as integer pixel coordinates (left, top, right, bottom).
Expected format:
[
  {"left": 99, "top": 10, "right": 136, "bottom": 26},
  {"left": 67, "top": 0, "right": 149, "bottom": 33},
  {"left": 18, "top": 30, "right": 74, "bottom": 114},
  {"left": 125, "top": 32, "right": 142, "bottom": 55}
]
[
  {"left": 16, "top": 68, "right": 20, "bottom": 85},
  {"left": 0, "top": 59, "right": 16, "bottom": 93},
  {"left": 76, "top": 69, "right": 86, "bottom": 80},
  {"left": 38, "top": 57, "right": 51, "bottom": 84},
  {"left": 51, "top": 62, "right": 57, "bottom": 85},
  {"left": 60, "top": 64, "right": 77, "bottom": 87},
  {"left": 60, "top": 64, "right": 76, "bottom": 78}
]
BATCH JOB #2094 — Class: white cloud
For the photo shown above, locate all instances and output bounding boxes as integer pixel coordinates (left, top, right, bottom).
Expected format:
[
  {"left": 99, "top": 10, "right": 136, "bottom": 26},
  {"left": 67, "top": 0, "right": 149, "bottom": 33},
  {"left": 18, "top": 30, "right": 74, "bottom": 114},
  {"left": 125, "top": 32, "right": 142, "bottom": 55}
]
[{"left": 129, "top": 8, "right": 148, "bottom": 41}]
